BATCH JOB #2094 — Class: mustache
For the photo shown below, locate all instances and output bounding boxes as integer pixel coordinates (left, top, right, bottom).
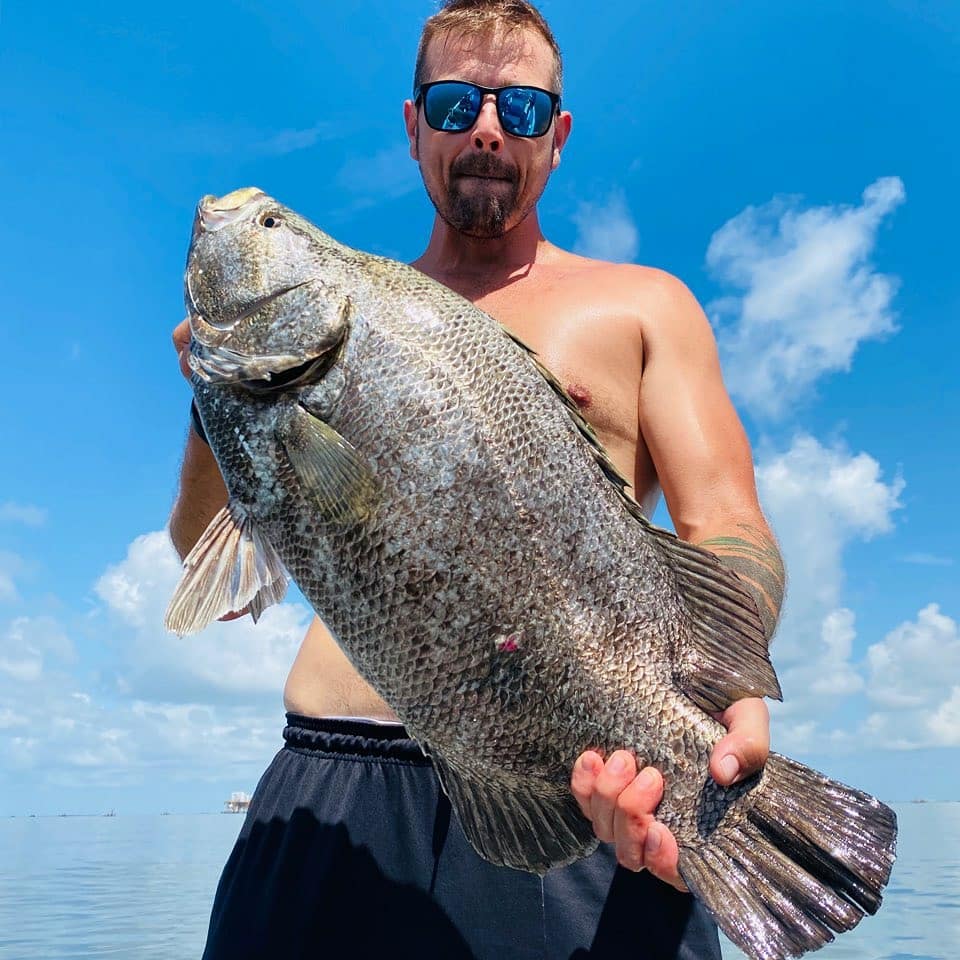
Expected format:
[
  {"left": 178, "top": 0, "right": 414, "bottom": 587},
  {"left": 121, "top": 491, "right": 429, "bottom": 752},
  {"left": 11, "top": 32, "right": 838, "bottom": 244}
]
[{"left": 451, "top": 154, "right": 518, "bottom": 181}]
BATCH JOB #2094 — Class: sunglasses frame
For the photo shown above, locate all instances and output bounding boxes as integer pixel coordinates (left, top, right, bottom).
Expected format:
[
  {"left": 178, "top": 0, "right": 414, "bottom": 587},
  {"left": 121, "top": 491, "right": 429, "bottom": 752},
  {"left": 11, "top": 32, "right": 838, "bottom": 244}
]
[{"left": 414, "top": 80, "right": 562, "bottom": 139}]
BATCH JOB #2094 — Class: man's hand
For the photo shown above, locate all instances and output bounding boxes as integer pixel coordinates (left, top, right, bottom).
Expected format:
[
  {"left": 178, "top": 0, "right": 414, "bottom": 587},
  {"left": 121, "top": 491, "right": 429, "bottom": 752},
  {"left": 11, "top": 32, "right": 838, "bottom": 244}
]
[
  {"left": 570, "top": 697, "right": 770, "bottom": 890},
  {"left": 173, "top": 317, "right": 192, "bottom": 381}
]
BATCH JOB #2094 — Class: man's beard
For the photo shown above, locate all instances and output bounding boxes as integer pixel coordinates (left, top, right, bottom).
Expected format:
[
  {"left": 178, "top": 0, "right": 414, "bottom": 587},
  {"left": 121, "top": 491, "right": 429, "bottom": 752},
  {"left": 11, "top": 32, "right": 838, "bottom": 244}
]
[{"left": 432, "top": 154, "right": 523, "bottom": 239}]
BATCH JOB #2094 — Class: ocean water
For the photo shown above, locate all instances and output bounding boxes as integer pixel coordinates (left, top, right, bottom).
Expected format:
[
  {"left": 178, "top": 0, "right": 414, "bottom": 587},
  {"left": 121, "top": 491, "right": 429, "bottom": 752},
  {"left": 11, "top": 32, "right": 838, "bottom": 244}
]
[{"left": 0, "top": 802, "right": 956, "bottom": 959}]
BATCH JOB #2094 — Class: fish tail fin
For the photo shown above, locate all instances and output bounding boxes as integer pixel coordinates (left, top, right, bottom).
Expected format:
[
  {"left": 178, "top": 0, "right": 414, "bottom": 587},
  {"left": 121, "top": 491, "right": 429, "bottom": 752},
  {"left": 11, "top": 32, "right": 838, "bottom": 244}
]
[{"left": 678, "top": 752, "right": 897, "bottom": 960}]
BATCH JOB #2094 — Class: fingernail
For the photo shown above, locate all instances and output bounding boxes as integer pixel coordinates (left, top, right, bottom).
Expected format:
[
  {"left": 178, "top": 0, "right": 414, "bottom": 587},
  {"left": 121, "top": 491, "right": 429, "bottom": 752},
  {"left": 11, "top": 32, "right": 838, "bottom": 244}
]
[
  {"left": 580, "top": 754, "right": 597, "bottom": 774},
  {"left": 719, "top": 755, "right": 740, "bottom": 784},
  {"left": 638, "top": 767, "right": 659, "bottom": 789},
  {"left": 609, "top": 754, "right": 626, "bottom": 774},
  {"left": 645, "top": 825, "right": 661, "bottom": 856}
]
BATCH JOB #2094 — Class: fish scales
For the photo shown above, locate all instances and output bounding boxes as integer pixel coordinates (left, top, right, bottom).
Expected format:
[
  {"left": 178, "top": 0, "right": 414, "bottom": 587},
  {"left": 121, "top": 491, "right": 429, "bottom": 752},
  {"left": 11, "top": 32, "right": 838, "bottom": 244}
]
[{"left": 167, "top": 189, "right": 897, "bottom": 960}]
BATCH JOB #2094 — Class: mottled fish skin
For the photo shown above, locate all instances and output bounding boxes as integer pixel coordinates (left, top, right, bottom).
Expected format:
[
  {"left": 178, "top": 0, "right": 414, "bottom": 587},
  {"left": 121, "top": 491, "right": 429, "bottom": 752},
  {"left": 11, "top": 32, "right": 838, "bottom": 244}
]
[{"left": 170, "top": 190, "right": 897, "bottom": 960}]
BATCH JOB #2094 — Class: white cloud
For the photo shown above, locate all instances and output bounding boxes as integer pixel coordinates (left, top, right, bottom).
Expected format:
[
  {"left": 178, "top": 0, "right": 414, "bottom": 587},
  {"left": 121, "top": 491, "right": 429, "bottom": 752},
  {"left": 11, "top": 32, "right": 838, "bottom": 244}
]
[
  {"left": 95, "top": 531, "right": 309, "bottom": 700},
  {"left": 254, "top": 122, "right": 333, "bottom": 156},
  {"left": 902, "top": 552, "right": 953, "bottom": 567},
  {"left": 867, "top": 604, "right": 960, "bottom": 711},
  {"left": 0, "top": 615, "right": 75, "bottom": 682},
  {"left": 707, "top": 176, "right": 905, "bottom": 417},
  {"left": 0, "top": 502, "right": 47, "bottom": 526},
  {"left": 0, "top": 551, "right": 27, "bottom": 603},
  {"left": 927, "top": 686, "right": 960, "bottom": 747},
  {"left": 572, "top": 191, "right": 639, "bottom": 263},
  {"left": 753, "top": 435, "right": 904, "bottom": 751},
  {"left": 759, "top": 434, "right": 903, "bottom": 671}
]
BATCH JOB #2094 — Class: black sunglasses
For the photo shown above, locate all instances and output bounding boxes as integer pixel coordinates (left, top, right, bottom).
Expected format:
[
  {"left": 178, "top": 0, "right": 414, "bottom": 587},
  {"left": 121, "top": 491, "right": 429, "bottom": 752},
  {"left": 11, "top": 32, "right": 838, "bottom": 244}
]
[{"left": 414, "top": 80, "right": 561, "bottom": 139}]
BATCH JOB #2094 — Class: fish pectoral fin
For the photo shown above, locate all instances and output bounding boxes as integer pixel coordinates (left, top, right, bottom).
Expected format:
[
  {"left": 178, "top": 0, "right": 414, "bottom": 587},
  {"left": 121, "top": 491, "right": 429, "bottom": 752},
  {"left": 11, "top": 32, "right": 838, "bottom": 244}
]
[
  {"left": 428, "top": 749, "right": 597, "bottom": 874},
  {"left": 279, "top": 407, "right": 379, "bottom": 524},
  {"left": 164, "top": 500, "right": 289, "bottom": 636}
]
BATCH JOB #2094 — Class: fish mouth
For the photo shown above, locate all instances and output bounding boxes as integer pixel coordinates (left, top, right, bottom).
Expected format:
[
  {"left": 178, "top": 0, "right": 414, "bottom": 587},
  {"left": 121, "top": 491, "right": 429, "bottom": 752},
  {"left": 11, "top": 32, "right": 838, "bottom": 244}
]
[
  {"left": 189, "top": 337, "right": 342, "bottom": 391},
  {"left": 238, "top": 352, "right": 338, "bottom": 394}
]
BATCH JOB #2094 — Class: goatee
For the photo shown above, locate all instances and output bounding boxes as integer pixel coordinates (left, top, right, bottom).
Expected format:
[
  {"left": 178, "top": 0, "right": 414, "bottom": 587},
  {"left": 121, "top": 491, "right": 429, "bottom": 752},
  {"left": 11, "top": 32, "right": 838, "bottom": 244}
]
[{"left": 440, "top": 154, "right": 521, "bottom": 239}]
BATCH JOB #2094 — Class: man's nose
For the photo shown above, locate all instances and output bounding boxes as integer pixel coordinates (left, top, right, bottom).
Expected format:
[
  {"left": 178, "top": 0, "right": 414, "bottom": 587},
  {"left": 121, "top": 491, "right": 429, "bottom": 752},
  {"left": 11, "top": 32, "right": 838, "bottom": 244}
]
[{"left": 470, "top": 95, "right": 503, "bottom": 152}]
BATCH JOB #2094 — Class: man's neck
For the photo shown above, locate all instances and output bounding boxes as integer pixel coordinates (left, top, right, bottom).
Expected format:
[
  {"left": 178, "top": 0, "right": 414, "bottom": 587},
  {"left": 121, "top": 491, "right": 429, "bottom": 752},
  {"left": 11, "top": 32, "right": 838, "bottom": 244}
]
[{"left": 411, "top": 209, "right": 558, "bottom": 290}]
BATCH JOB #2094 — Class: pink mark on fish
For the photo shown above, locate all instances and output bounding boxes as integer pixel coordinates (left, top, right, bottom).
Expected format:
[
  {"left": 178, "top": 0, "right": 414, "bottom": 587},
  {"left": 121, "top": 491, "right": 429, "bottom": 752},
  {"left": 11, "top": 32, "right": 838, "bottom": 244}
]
[{"left": 495, "top": 633, "right": 521, "bottom": 653}]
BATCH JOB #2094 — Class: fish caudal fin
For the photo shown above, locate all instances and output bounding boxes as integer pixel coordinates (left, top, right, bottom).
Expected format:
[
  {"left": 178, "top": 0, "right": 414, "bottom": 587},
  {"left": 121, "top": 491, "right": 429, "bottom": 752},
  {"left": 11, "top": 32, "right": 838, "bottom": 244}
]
[
  {"left": 430, "top": 751, "right": 598, "bottom": 874},
  {"left": 164, "top": 501, "right": 289, "bottom": 636},
  {"left": 678, "top": 753, "right": 897, "bottom": 960}
]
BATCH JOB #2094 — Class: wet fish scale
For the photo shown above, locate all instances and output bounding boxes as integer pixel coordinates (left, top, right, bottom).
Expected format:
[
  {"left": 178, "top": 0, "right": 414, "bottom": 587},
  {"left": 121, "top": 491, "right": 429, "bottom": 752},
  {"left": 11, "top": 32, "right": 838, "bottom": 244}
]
[{"left": 167, "top": 189, "right": 897, "bottom": 960}]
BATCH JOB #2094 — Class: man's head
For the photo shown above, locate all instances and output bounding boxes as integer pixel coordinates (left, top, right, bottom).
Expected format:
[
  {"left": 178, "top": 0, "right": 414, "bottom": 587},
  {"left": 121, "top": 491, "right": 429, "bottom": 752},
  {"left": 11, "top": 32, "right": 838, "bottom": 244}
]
[{"left": 404, "top": 0, "right": 571, "bottom": 240}]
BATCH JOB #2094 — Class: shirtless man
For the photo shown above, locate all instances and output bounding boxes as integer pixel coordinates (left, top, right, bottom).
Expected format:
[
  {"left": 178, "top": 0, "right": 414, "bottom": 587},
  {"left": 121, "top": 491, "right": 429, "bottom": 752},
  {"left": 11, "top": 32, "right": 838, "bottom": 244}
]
[{"left": 171, "top": 3, "right": 783, "bottom": 957}]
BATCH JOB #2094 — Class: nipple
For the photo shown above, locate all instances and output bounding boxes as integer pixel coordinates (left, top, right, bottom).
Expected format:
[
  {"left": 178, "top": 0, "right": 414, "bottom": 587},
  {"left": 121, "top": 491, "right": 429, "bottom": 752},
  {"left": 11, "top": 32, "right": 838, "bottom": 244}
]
[{"left": 566, "top": 383, "right": 592, "bottom": 409}]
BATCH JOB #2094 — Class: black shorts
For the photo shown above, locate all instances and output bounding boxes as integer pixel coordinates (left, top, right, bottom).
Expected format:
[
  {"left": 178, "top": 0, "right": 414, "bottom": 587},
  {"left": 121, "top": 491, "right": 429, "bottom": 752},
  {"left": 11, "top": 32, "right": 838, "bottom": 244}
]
[{"left": 202, "top": 715, "right": 721, "bottom": 960}]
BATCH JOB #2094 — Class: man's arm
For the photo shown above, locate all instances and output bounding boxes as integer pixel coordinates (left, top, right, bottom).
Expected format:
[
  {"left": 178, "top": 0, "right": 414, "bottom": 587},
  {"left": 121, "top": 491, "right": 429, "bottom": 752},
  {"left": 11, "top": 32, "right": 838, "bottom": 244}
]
[
  {"left": 571, "top": 269, "right": 784, "bottom": 888},
  {"left": 169, "top": 319, "right": 230, "bottom": 560}
]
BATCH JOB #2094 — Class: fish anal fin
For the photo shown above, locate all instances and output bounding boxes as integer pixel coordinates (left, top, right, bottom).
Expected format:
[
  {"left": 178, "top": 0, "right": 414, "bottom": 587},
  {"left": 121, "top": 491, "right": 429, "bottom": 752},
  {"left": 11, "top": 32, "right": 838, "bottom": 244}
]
[
  {"left": 164, "top": 501, "right": 288, "bottom": 636},
  {"left": 429, "top": 749, "right": 597, "bottom": 874}
]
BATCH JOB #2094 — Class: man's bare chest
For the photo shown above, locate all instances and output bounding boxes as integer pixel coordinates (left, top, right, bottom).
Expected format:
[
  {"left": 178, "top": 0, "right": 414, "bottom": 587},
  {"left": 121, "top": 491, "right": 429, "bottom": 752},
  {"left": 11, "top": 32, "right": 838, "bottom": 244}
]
[{"left": 472, "top": 286, "right": 642, "bottom": 449}]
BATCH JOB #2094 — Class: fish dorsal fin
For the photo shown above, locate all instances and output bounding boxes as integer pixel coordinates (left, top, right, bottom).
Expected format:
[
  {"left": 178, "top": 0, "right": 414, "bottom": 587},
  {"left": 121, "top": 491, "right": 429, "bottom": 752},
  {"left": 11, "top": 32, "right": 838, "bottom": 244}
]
[
  {"left": 503, "top": 327, "right": 780, "bottom": 710},
  {"left": 164, "top": 501, "right": 289, "bottom": 636}
]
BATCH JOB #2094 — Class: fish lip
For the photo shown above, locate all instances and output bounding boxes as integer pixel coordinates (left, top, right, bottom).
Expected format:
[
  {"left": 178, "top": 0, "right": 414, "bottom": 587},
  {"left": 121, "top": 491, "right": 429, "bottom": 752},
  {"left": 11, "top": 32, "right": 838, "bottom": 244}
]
[
  {"left": 196, "top": 188, "right": 267, "bottom": 232},
  {"left": 187, "top": 279, "right": 314, "bottom": 336}
]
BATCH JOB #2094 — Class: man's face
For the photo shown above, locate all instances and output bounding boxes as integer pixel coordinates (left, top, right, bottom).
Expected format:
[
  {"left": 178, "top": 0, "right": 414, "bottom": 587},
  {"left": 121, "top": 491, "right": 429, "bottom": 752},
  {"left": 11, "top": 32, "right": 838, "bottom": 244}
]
[{"left": 404, "top": 27, "right": 570, "bottom": 240}]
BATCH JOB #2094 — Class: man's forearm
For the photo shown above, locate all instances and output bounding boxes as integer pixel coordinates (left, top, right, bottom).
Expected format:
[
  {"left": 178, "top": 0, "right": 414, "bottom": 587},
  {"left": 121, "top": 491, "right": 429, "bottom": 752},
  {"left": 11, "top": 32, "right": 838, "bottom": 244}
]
[
  {"left": 169, "top": 429, "right": 229, "bottom": 559},
  {"left": 697, "top": 523, "right": 785, "bottom": 644}
]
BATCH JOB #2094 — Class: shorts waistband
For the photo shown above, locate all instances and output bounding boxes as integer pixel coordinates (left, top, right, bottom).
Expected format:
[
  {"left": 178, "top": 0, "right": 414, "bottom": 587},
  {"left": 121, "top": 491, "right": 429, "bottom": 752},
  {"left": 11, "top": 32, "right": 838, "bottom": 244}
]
[{"left": 282, "top": 713, "right": 431, "bottom": 764}]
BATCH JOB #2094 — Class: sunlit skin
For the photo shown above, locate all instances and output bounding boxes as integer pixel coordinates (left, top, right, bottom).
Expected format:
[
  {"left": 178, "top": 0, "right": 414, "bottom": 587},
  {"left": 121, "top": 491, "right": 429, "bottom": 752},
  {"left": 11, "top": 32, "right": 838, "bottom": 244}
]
[{"left": 170, "top": 24, "right": 778, "bottom": 893}]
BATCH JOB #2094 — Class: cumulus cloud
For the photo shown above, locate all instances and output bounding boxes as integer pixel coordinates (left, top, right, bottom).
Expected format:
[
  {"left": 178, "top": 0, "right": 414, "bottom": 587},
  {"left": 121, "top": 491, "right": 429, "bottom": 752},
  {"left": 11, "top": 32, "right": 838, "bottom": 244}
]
[
  {"left": 707, "top": 177, "right": 905, "bottom": 417},
  {"left": 572, "top": 191, "right": 639, "bottom": 263},
  {"left": 759, "top": 434, "right": 903, "bottom": 670},
  {"left": 0, "top": 529, "right": 310, "bottom": 795},
  {"left": 867, "top": 604, "right": 960, "bottom": 712},
  {"left": 0, "top": 502, "right": 47, "bottom": 526},
  {"left": 753, "top": 435, "right": 904, "bottom": 750},
  {"left": 95, "top": 531, "right": 310, "bottom": 701}
]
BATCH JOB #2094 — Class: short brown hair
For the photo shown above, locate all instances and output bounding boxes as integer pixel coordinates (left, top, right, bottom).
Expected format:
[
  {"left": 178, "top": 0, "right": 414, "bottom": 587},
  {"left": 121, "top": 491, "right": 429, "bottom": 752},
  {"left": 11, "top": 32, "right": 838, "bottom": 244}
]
[{"left": 413, "top": 0, "right": 563, "bottom": 95}]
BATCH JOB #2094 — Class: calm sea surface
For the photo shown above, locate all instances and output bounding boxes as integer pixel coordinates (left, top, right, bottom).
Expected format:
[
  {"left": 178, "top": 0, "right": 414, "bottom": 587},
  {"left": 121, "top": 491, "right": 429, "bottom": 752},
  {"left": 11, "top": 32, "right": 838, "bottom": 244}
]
[{"left": 0, "top": 802, "right": 956, "bottom": 959}]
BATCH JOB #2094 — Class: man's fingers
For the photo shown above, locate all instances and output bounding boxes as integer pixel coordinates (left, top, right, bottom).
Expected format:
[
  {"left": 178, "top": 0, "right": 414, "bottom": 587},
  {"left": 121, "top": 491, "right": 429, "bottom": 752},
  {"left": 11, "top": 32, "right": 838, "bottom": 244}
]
[
  {"left": 570, "top": 751, "right": 602, "bottom": 819},
  {"left": 588, "top": 751, "right": 637, "bottom": 842},
  {"left": 642, "top": 824, "right": 688, "bottom": 891},
  {"left": 710, "top": 697, "right": 770, "bottom": 786},
  {"left": 611, "top": 766, "right": 662, "bottom": 871}
]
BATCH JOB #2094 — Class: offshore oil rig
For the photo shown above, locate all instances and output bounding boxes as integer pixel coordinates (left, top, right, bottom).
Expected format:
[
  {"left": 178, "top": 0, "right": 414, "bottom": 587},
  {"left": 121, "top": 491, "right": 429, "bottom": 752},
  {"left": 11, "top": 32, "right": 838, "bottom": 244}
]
[{"left": 223, "top": 791, "right": 251, "bottom": 813}]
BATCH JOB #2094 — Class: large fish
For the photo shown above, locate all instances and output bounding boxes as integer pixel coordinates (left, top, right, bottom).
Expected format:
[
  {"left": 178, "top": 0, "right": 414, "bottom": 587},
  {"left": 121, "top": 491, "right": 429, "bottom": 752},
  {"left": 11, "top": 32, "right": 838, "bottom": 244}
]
[{"left": 166, "top": 188, "right": 897, "bottom": 960}]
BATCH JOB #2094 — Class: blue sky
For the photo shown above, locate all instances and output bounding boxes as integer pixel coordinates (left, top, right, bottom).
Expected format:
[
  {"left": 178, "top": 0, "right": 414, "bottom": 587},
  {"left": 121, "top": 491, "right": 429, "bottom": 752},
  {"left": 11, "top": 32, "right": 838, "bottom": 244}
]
[{"left": 0, "top": 0, "right": 957, "bottom": 815}]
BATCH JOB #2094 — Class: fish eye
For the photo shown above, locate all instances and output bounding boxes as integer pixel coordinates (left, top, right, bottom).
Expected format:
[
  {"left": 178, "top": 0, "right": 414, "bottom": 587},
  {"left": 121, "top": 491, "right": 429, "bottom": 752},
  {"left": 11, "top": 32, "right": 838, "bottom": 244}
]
[{"left": 259, "top": 212, "right": 282, "bottom": 229}]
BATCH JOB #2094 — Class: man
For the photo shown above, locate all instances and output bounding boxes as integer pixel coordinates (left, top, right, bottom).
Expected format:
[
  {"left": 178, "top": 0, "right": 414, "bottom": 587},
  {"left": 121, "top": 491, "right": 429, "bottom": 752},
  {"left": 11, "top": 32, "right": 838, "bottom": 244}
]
[{"left": 171, "top": 2, "right": 783, "bottom": 957}]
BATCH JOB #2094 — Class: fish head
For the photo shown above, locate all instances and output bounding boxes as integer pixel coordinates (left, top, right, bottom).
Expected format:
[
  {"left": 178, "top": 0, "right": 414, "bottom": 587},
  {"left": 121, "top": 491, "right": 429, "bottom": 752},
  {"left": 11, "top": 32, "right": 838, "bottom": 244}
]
[{"left": 185, "top": 188, "right": 350, "bottom": 390}]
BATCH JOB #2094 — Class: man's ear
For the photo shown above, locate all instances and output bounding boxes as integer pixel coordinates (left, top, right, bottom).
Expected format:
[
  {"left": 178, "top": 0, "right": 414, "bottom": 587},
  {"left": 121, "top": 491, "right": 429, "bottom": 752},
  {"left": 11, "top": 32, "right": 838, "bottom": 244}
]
[
  {"left": 403, "top": 100, "right": 419, "bottom": 161},
  {"left": 551, "top": 110, "right": 572, "bottom": 171}
]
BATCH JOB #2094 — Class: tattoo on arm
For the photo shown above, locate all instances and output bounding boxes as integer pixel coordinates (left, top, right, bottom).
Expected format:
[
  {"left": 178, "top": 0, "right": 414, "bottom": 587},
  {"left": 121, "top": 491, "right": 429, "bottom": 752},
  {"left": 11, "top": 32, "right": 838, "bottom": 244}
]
[{"left": 697, "top": 525, "right": 785, "bottom": 643}]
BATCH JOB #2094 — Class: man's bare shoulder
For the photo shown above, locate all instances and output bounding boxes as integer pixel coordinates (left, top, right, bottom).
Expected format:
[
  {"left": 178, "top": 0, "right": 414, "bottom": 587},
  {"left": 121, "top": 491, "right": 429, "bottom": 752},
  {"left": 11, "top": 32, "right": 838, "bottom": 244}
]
[{"left": 546, "top": 252, "right": 712, "bottom": 341}]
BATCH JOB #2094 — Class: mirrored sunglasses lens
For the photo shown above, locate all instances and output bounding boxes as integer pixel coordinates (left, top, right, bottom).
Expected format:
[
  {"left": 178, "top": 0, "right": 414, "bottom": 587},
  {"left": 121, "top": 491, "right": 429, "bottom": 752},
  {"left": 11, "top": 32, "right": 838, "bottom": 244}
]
[
  {"left": 425, "top": 83, "right": 481, "bottom": 131},
  {"left": 500, "top": 88, "right": 553, "bottom": 136}
]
